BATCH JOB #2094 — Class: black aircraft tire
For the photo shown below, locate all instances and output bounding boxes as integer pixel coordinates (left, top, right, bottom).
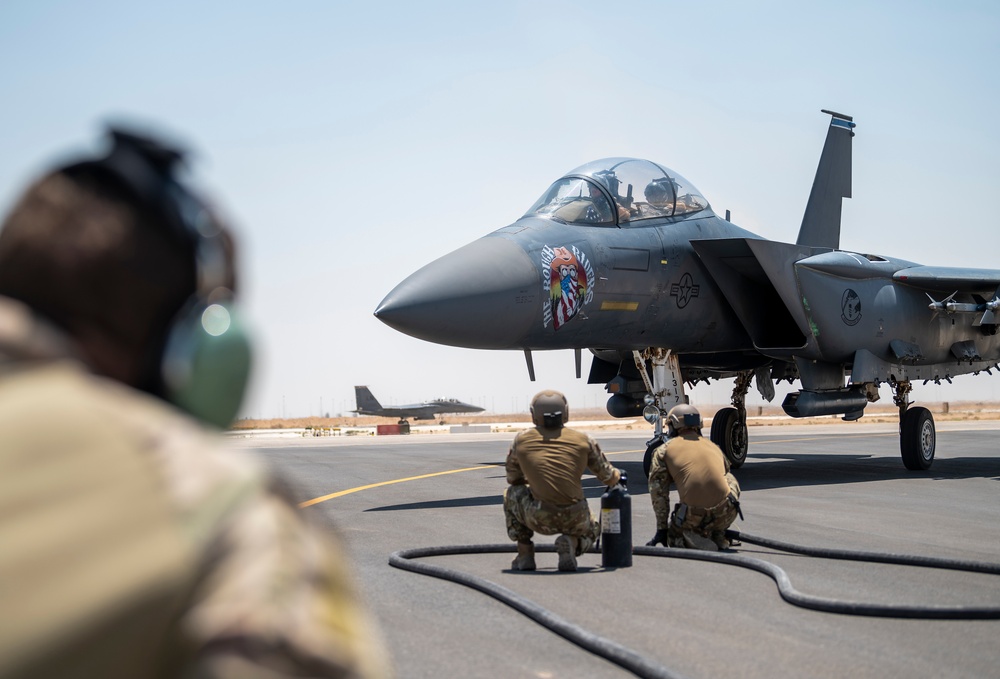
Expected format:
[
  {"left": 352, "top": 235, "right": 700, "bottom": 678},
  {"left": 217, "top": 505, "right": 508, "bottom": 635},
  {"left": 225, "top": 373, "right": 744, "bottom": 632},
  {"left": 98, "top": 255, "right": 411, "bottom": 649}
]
[
  {"left": 643, "top": 443, "right": 657, "bottom": 479},
  {"left": 900, "top": 406, "right": 935, "bottom": 470},
  {"left": 711, "top": 407, "right": 748, "bottom": 469}
]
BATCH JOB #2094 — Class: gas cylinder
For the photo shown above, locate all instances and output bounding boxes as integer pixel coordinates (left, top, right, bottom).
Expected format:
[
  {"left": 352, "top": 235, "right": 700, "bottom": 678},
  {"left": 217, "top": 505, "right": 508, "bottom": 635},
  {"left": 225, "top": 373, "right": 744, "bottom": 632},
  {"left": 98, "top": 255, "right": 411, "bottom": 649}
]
[{"left": 600, "top": 478, "right": 632, "bottom": 568}]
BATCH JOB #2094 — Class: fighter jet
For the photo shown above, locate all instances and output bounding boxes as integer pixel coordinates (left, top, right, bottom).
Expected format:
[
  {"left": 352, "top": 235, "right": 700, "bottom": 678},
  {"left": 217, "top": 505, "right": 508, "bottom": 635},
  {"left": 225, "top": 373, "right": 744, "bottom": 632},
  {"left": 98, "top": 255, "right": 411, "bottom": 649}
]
[
  {"left": 375, "top": 111, "right": 1000, "bottom": 472},
  {"left": 353, "top": 385, "right": 484, "bottom": 422}
]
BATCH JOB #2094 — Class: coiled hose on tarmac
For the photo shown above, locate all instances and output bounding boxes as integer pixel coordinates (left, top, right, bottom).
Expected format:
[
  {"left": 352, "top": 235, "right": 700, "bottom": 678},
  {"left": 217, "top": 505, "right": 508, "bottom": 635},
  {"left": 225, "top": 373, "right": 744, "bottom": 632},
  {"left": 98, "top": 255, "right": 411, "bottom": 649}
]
[{"left": 388, "top": 530, "right": 1000, "bottom": 679}]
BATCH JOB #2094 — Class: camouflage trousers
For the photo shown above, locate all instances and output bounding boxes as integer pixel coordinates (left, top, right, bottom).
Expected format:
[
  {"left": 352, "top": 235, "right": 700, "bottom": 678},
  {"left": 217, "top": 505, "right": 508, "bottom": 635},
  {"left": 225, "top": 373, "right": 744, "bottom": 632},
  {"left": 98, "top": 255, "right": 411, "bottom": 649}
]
[
  {"left": 667, "top": 473, "right": 741, "bottom": 549},
  {"left": 504, "top": 484, "right": 599, "bottom": 555}
]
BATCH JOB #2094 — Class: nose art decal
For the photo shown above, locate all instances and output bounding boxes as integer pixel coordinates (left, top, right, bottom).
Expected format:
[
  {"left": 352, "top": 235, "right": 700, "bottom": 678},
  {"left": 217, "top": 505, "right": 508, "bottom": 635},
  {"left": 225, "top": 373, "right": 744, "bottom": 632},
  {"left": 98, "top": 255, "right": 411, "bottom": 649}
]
[{"left": 541, "top": 245, "right": 594, "bottom": 330}]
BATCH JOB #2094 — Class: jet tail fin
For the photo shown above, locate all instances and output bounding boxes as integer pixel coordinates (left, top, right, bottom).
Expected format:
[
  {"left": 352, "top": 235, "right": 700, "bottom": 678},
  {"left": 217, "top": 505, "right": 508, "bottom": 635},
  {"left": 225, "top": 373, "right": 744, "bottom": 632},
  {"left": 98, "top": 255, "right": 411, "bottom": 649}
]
[
  {"left": 354, "top": 385, "right": 382, "bottom": 412},
  {"left": 796, "top": 109, "right": 855, "bottom": 250}
]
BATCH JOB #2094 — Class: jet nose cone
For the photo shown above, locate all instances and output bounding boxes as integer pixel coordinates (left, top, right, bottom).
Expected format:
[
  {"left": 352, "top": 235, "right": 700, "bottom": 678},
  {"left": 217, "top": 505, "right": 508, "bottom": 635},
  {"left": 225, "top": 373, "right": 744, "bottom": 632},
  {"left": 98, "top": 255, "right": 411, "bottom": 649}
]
[{"left": 375, "top": 236, "right": 540, "bottom": 348}]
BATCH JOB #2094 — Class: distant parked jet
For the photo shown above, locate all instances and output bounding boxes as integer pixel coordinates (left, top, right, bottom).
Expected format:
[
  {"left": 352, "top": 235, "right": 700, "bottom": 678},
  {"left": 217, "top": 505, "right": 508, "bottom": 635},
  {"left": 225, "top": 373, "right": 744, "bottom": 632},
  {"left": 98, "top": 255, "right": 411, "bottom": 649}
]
[{"left": 353, "top": 385, "right": 485, "bottom": 421}]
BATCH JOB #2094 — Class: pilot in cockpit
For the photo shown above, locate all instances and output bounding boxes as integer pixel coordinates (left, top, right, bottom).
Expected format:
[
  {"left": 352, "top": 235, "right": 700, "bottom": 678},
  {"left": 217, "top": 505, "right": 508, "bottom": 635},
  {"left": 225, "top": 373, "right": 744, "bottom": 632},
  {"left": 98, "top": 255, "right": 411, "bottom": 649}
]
[
  {"left": 552, "top": 181, "right": 615, "bottom": 224},
  {"left": 592, "top": 170, "right": 633, "bottom": 223},
  {"left": 641, "top": 177, "right": 675, "bottom": 218}
]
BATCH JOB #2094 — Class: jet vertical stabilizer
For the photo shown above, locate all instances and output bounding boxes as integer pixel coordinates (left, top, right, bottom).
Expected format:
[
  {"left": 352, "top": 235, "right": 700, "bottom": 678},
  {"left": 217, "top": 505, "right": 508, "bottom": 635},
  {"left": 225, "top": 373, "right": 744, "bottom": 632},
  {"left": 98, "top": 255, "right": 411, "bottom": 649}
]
[
  {"left": 796, "top": 110, "right": 855, "bottom": 251},
  {"left": 354, "top": 386, "right": 383, "bottom": 413}
]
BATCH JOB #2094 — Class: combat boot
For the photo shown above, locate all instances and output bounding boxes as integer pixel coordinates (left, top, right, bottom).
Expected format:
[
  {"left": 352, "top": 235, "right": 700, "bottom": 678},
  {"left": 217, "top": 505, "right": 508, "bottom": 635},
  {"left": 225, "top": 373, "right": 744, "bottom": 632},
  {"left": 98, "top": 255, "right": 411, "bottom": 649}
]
[
  {"left": 511, "top": 541, "right": 536, "bottom": 571},
  {"left": 555, "top": 534, "right": 578, "bottom": 571},
  {"left": 681, "top": 530, "right": 718, "bottom": 551},
  {"left": 711, "top": 531, "right": 731, "bottom": 550}
]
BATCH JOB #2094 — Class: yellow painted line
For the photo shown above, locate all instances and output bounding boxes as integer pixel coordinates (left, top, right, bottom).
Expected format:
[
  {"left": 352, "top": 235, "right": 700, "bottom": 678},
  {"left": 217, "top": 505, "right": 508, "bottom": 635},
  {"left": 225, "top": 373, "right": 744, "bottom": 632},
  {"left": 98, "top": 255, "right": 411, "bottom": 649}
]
[
  {"left": 600, "top": 301, "right": 639, "bottom": 311},
  {"left": 299, "top": 451, "right": 644, "bottom": 508},
  {"left": 299, "top": 465, "right": 497, "bottom": 508}
]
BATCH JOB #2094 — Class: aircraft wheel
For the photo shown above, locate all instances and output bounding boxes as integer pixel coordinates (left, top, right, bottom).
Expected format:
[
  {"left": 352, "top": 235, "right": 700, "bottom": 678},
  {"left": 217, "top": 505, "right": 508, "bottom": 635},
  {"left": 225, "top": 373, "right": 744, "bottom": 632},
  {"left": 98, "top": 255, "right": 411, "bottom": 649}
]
[
  {"left": 643, "top": 443, "right": 654, "bottom": 479},
  {"left": 711, "top": 407, "right": 748, "bottom": 469},
  {"left": 900, "top": 406, "right": 935, "bottom": 470}
]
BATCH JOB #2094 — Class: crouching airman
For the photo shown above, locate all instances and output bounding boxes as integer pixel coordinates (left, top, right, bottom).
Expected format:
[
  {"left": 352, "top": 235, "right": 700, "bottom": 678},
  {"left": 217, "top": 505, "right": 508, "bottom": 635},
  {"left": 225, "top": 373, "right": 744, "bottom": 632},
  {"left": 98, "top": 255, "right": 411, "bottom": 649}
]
[
  {"left": 504, "top": 390, "right": 624, "bottom": 571},
  {"left": 646, "top": 404, "right": 742, "bottom": 551}
]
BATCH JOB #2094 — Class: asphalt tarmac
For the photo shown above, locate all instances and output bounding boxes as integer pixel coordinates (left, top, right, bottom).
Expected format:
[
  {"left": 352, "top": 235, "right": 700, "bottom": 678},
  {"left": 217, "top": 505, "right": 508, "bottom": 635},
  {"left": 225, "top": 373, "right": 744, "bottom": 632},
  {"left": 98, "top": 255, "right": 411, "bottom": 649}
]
[{"left": 232, "top": 421, "right": 1000, "bottom": 679}]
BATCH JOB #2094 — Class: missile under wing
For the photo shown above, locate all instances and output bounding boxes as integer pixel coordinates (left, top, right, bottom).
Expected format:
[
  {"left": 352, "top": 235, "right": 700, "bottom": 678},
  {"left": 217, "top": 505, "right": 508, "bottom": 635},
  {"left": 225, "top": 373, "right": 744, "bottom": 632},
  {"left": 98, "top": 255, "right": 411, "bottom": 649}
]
[{"left": 375, "top": 111, "right": 1000, "bottom": 471}]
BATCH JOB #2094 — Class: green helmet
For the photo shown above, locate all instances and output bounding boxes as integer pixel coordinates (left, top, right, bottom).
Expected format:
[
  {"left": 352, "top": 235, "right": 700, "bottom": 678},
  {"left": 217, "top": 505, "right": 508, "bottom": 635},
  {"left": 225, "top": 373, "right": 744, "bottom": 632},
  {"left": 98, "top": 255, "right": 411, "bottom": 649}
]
[
  {"left": 530, "top": 390, "right": 569, "bottom": 428},
  {"left": 666, "top": 403, "right": 701, "bottom": 436}
]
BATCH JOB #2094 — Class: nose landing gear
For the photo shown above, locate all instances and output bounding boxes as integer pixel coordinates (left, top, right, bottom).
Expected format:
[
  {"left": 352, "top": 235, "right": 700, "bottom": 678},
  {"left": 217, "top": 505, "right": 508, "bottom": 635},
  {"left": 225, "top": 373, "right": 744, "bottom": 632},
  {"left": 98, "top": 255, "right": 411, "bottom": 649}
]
[{"left": 635, "top": 350, "right": 751, "bottom": 476}]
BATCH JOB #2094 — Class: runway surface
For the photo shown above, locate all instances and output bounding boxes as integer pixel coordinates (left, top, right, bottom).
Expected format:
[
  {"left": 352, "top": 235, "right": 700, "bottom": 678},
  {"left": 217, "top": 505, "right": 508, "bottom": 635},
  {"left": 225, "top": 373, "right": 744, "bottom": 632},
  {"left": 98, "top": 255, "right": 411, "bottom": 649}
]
[{"left": 232, "top": 421, "right": 1000, "bottom": 678}]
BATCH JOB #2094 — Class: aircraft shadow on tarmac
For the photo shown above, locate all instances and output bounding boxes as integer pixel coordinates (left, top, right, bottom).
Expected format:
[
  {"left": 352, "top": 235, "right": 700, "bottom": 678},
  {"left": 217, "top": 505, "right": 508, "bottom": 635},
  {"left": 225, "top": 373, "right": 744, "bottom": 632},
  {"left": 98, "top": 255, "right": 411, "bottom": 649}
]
[
  {"left": 363, "top": 450, "right": 1000, "bottom": 513},
  {"left": 365, "top": 495, "right": 503, "bottom": 512},
  {"left": 616, "top": 454, "right": 1000, "bottom": 496},
  {"left": 734, "top": 453, "right": 1000, "bottom": 491},
  {"left": 364, "top": 464, "right": 627, "bottom": 513}
]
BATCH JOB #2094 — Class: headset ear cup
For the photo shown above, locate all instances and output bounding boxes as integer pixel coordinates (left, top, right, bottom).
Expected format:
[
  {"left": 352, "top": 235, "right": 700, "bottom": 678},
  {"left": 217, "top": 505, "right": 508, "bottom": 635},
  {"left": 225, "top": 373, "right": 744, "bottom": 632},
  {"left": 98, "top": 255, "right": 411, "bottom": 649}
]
[{"left": 161, "top": 299, "right": 252, "bottom": 428}]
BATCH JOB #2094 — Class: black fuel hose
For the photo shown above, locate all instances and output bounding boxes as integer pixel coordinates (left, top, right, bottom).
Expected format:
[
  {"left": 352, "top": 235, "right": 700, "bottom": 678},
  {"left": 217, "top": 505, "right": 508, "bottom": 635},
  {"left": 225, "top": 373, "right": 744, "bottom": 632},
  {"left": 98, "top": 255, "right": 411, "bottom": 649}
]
[
  {"left": 389, "top": 534, "right": 1000, "bottom": 679},
  {"left": 638, "top": 529, "right": 1000, "bottom": 619},
  {"left": 389, "top": 543, "right": 684, "bottom": 679}
]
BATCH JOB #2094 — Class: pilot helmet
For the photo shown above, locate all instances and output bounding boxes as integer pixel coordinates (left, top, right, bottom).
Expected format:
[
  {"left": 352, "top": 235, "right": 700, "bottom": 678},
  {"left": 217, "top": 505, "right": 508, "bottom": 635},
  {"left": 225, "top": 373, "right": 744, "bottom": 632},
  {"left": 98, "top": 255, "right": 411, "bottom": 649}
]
[
  {"left": 530, "top": 390, "right": 569, "bottom": 429},
  {"left": 591, "top": 169, "right": 620, "bottom": 196},
  {"left": 666, "top": 403, "right": 701, "bottom": 436},
  {"left": 644, "top": 177, "right": 673, "bottom": 208}
]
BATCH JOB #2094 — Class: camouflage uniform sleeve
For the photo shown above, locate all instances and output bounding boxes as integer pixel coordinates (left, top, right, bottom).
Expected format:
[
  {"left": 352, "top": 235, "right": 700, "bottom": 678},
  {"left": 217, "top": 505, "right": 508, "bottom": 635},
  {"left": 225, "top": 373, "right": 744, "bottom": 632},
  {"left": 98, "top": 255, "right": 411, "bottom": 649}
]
[
  {"left": 183, "top": 476, "right": 392, "bottom": 679},
  {"left": 647, "top": 443, "right": 673, "bottom": 531},
  {"left": 183, "top": 472, "right": 391, "bottom": 679},
  {"left": 585, "top": 435, "right": 621, "bottom": 486},
  {"left": 119, "top": 397, "right": 392, "bottom": 678},
  {"left": 505, "top": 434, "right": 526, "bottom": 485}
]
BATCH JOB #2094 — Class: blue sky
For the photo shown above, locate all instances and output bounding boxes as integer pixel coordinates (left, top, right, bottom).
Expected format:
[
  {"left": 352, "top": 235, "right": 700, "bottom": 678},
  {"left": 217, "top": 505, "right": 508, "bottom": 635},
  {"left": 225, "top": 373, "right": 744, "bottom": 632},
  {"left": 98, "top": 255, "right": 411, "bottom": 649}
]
[{"left": 2, "top": 1, "right": 998, "bottom": 417}]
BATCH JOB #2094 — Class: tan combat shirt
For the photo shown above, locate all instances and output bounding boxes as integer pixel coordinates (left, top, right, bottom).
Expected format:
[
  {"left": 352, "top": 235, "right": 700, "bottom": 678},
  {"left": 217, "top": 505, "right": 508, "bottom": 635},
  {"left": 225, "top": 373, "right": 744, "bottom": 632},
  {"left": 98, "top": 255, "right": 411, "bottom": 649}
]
[
  {"left": 648, "top": 431, "right": 731, "bottom": 530},
  {"left": 506, "top": 426, "right": 620, "bottom": 506},
  {"left": 0, "top": 297, "right": 390, "bottom": 679}
]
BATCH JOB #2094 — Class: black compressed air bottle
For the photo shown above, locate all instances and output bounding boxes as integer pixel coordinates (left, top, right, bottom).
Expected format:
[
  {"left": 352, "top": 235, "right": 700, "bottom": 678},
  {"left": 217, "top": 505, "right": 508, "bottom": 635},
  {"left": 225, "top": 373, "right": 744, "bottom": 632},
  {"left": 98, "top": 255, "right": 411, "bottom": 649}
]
[{"left": 600, "top": 478, "right": 632, "bottom": 568}]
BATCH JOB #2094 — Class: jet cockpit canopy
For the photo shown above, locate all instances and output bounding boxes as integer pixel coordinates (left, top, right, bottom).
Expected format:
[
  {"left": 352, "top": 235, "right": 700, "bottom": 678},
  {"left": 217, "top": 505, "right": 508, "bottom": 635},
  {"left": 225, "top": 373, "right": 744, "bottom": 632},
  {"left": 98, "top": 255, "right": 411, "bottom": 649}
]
[{"left": 525, "top": 158, "right": 709, "bottom": 226}]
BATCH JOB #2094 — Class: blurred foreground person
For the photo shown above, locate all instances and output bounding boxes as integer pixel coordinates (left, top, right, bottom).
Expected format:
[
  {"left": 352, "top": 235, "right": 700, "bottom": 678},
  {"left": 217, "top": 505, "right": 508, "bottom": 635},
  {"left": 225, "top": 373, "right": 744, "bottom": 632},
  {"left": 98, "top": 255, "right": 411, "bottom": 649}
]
[
  {"left": 0, "top": 128, "right": 390, "bottom": 678},
  {"left": 504, "top": 390, "right": 624, "bottom": 571},
  {"left": 646, "top": 404, "right": 742, "bottom": 551}
]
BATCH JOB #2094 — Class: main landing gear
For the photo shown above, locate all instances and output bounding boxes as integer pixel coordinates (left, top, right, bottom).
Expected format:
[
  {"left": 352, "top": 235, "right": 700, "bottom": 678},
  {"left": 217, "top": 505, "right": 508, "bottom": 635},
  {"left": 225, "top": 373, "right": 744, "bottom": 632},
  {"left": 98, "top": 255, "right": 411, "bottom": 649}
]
[
  {"left": 893, "top": 379, "right": 935, "bottom": 470},
  {"left": 633, "top": 350, "right": 936, "bottom": 472},
  {"left": 710, "top": 371, "right": 751, "bottom": 470}
]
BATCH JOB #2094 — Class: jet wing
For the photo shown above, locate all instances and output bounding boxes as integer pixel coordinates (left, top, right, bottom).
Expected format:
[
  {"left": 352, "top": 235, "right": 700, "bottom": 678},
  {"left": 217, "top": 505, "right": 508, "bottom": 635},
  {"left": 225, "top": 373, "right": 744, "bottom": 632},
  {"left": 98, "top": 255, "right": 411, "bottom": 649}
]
[{"left": 893, "top": 266, "right": 1000, "bottom": 295}]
